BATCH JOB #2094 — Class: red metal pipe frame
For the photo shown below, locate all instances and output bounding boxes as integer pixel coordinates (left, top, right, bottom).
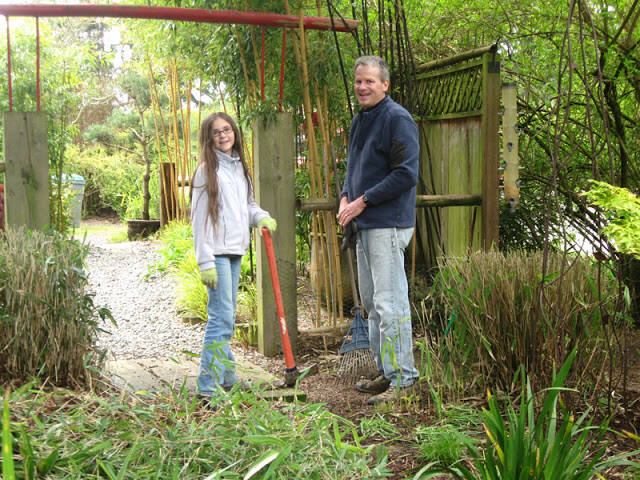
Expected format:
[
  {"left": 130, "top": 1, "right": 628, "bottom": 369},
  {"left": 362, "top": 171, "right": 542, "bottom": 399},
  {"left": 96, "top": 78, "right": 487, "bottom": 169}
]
[
  {"left": 1, "top": 5, "right": 358, "bottom": 112},
  {"left": 0, "top": 4, "right": 358, "bottom": 32}
]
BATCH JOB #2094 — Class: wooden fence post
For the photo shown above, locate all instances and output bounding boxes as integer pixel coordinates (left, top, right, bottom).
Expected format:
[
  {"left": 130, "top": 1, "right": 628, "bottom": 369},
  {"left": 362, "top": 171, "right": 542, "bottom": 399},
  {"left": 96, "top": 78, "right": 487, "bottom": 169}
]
[
  {"left": 3, "top": 112, "right": 49, "bottom": 230},
  {"left": 481, "top": 51, "right": 501, "bottom": 250},
  {"left": 253, "top": 113, "right": 297, "bottom": 356}
]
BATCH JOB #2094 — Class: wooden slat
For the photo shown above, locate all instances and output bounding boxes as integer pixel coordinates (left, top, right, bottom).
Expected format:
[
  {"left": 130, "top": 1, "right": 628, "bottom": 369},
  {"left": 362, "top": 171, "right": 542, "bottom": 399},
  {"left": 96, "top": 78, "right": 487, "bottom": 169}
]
[
  {"left": 415, "top": 59, "right": 483, "bottom": 80},
  {"left": 416, "top": 194, "right": 481, "bottom": 207},
  {"left": 416, "top": 44, "right": 497, "bottom": 73}
]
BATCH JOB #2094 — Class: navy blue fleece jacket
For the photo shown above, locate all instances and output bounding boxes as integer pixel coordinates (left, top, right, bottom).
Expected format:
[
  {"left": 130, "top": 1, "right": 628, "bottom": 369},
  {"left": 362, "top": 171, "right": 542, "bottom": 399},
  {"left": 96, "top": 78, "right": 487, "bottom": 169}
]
[{"left": 341, "top": 95, "right": 419, "bottom": 229}]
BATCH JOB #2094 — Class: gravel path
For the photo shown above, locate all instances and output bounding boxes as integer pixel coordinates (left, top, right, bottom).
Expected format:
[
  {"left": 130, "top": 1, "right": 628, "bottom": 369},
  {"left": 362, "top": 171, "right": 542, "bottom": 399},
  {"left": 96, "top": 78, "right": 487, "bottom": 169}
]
[
  {"left": 84, "top": 233, "right": 205, "bottom": 361},
  {"left": 80, "top": 223, "right": 328, "bottom": 379}
]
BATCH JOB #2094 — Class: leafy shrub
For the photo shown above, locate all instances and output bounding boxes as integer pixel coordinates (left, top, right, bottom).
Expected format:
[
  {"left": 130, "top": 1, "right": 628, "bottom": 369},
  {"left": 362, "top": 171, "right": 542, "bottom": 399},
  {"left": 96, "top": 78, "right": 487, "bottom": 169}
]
[
  {"left": 424, "top": 250, "right": 624, "bottom": 398},
  {"left": 417, "top": 350, "right": 639, "bottom": 479},
  {"left": 155, "top": 221, "right": 258, "bottom": 324},
  {"left": 0, "top": 228, "right": 112, "bottom": 386},
  {"left": 65, "top": 144, "right": 159, "bottom": 220},
  {"left": 172, "top": 249, "right": 208, "bottom": 321},
  {"left": 150, "top": 220, "right": 194, "bottom": 275},
  {"left": 585, "top": 180, "right": 640, "bottom": 258}
]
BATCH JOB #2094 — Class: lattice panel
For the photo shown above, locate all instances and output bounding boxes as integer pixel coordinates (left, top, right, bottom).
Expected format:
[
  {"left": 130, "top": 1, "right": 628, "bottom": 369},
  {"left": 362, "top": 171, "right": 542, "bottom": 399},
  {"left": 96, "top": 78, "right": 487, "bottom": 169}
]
[{"left": 414, "top": 62, "right": 483, "bottom": 119}]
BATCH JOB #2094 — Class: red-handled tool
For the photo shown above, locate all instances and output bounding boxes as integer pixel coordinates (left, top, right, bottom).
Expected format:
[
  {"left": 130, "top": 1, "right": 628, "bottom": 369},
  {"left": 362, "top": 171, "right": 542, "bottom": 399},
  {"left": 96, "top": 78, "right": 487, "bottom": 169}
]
[{"left": 261, "top": 227, "right": 302, "bottom": 387}]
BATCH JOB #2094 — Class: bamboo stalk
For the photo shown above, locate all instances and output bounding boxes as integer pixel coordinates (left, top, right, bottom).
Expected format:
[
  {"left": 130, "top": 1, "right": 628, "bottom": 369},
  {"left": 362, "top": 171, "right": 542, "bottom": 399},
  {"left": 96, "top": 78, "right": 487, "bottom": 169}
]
[
  {"left": 169, "top": 62, "right": 184, "bottom": 219},
  {"left": 298, "top": 13, "right": 336, "bottom": 325},
  {"left": 218, "top": 83, "right": 227, "bottom": 113},
  {"left": 180, "top": 78, "right": 192, "bottom": 220},
  {"left": 197, "top": 77, "right": 202, "bottom": 135},
  {"left": 234, "top": 25, "right": 256, "bottom": 109},
  {"left": 147, "top": 61, "right": 175, "bottom": 224},
  {"left": 317, "top": 93, "right": 344, "bottom": 324},
  {"left": 285, "top": 3, "right": 327, "bottom": 325}
]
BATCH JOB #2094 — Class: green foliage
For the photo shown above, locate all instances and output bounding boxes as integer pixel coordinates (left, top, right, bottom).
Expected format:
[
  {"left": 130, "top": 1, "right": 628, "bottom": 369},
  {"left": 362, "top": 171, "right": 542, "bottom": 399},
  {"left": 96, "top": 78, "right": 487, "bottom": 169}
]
[
  {"left": 414, "top": 425, "right": 473, "bottom": 467},
  {"left": 172, "top": 249, "right": 208, "bottom": 322},
  {"left": 295, "top": 162, "right": 313, "bottom": 266},
  {"left": 424, "top": 250, "right": 623, "bottom": 398},
  {"left": 154, "top": 221, "right": 258, "bottom": 324},
  {"left": 48, "top": 176, "right": 73, "bottom": 234},
  {"left": 417, "top": 350, "right": 640, "bottom": 479},
  {"left": 2, "top": 390, "right": 15, "bottom": 480},
  {"left": 65, "top": 144, "right": 158, "bottom": 220},
  {"left": 0, "top": 228, "right": 112, "bottom": 386},
  {"left": 123, "top": 170, "right": 160, "bottom": 220},
  {"left": 585, "top": 180, "right": 640, "bottom": 259},
  {"left": 152, "top": 221, "right": 207, "bottom": 320},
  {"left": 358, "top": 413, "right": 400, "bottom": 441},
  {"left": 2, "top": 382, "right": 391, "bottom": 479},
  {"left": 151, "top": 220, "right": 194, "bottom": 274}
]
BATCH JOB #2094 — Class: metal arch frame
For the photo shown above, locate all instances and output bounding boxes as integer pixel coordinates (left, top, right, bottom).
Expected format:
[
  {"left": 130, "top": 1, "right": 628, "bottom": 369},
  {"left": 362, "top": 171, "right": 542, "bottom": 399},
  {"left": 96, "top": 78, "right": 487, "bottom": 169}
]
[
  {"left": 1, "top": 3, "right": 359, "bottom": 111},
  {"left": 0, "top": 4, "right": 358, "bottom": 31}
]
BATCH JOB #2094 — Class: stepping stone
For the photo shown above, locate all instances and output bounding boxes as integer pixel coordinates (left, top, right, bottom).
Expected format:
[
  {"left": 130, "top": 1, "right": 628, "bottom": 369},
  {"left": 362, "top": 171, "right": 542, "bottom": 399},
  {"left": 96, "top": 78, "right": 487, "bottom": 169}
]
[{"left": 104, "top": 356, "right": 306, "bottom": 402}]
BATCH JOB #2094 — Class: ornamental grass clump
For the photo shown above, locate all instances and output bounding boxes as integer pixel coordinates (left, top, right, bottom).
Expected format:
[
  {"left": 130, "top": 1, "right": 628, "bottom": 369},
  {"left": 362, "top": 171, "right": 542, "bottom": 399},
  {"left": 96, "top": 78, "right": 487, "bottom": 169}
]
[
  {"left": 2, "top": 382, "right": 391, "bottom": 479},
  {"left": 425, "top": 250, "right": 624, "bottom": 399},
  {"left": 0, "top": 227, "right": 112, "bottom": 386},
  {"left": 416, "top": 350, "right": 640, "bottom": 479}
]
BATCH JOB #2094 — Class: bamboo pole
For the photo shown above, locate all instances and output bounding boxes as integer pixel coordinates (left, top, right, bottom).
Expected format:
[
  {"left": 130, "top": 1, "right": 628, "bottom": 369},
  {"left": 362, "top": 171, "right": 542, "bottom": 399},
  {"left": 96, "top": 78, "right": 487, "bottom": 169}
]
[
  {"left": 285, "top": 2, "right": 328, "bottom": 325},
  {"left": 234, "top": 25, "right": 256, "bottom": 109},
  {"left": 316, "top": 92, "right": 344, "bottom": 324},
  {"left": 169, "top": 63, "right": 182, "bottom": 218},
  {"left": 148, "top": 61, "right": 176, "bottom": 224},
  {"left": 244, "top": 0, "right": 262, "bottom": 95},
  {"left": 218, "top": 83, "right": 227, "bottom": 113},
  {"left": 197, "top": 78, "right": 202, "bottom": 134},
  {"left": 297, "top": 12, "right": 336, "bottom": 325},
  {"left": 323, "top": 91, "right": 345, "bottom": 322},
  {"left": 283, "top": 4, "right": 323, "bottom": 327}
]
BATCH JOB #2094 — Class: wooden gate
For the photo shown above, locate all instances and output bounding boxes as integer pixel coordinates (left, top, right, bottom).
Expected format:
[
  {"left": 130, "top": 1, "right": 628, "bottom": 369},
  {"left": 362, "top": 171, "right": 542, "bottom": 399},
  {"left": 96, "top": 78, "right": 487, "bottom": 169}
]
[{"left": 412, "top": 45, "right": 501, "bottom": 268}]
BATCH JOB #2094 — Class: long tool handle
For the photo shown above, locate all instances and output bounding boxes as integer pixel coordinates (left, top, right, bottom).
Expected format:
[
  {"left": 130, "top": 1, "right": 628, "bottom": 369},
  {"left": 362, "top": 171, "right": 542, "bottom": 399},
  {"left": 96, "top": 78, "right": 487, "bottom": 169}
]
[{"left": 261, "top": 227, "right": 296, "bottom": 369}]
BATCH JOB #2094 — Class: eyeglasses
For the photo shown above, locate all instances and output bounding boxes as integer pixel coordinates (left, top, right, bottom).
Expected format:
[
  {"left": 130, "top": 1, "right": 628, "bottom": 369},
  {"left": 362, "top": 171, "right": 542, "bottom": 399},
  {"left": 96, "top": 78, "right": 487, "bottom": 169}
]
[{"left": 213, "top": 126, "right": 233, "bottom": 137}]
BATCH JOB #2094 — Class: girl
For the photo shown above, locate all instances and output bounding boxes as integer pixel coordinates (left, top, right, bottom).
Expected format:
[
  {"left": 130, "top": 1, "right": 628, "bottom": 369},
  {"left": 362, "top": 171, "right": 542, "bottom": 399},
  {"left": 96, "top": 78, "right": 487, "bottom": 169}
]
[{"left": 190, "top": 112, "right": 276, "bottom": 397}]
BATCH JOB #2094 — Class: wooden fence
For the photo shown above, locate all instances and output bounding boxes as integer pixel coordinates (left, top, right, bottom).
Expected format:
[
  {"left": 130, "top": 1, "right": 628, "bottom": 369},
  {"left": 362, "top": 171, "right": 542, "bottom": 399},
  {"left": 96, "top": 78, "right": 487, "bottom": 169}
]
[{"left": 412, "top": 44, "right": 501, "bottom": 268}]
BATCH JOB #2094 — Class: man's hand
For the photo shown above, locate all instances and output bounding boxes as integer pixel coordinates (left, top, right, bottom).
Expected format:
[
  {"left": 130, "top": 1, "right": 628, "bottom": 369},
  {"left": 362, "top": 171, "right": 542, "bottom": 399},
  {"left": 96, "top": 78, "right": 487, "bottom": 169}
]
[
  {"left": 257, "top": 217, "right": 277, "bottom": 235},
  {"left": 201, "top": 267, "right": 218, "bottom": 290},
  {"left": 337, "top": 195, "right": 367, "bottom": 227}
]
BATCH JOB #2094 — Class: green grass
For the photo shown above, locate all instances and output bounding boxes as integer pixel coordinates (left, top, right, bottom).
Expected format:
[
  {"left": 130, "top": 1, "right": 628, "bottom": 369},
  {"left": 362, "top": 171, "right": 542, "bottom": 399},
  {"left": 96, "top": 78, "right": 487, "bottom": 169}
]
[
  {"left": 73, "top": 223, "right": 129, "bottom": 243},
  {"left": 2, "top": 381, "right": 391, "bottom": 479}
]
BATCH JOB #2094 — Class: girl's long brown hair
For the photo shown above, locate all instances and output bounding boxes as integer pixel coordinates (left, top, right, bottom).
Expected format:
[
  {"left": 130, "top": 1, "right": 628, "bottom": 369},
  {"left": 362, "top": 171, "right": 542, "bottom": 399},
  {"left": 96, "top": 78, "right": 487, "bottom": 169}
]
[{"left": 190, "top": 112, "right": 252, "bottom": 228}]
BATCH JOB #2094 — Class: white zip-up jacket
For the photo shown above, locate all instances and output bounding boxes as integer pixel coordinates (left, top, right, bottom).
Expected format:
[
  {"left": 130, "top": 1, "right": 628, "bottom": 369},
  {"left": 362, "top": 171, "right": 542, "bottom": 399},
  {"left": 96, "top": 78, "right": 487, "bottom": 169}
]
[{"left": 191, "top": 149, "right": 270, "bottom": 272}]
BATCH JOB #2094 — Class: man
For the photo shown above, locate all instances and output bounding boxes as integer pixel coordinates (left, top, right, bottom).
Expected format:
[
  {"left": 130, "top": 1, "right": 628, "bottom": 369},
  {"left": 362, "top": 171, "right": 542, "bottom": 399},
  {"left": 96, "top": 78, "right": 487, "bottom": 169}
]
[{"left": 337, "top": 55, "right": 420, "bottom": 405}]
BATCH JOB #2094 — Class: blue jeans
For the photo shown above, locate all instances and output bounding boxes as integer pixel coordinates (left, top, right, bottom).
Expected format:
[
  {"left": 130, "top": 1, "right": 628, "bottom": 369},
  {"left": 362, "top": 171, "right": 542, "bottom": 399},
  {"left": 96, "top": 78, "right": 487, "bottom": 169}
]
[
  {"left": 356, "top": 227, "right": 418, "bottom": 387},
  {"left": 198, "top": 255, "right": 241, "bottom": 395}
]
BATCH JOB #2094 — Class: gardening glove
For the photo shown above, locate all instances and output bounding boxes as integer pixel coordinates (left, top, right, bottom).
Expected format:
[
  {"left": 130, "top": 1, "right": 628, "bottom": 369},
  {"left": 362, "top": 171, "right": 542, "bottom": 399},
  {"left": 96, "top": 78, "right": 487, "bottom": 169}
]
[
  {"left": 257, "top": 217, "right": 277, "bottom": 236},
  {"left": 340, "top": 221, "right": 358, "bottom": 252},
  {"left": 201, "top": 267, "right": 218, "bottom": 290}
]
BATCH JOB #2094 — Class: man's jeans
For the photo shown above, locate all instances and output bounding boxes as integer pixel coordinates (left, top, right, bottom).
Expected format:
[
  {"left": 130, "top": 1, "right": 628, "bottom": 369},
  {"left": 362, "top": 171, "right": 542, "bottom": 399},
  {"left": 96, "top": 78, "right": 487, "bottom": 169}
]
[
  {"left": 198, "top": 255, "right": 241, "bottom": 395},
  {"left": 356, "top": 227, "right": 418, "bottom": 387}
]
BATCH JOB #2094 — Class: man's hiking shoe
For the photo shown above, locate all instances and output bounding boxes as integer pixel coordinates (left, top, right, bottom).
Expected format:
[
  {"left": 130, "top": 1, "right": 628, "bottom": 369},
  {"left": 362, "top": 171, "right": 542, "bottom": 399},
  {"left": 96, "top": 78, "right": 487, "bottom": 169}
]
[
  {"left": 355, "top": 373, "right": 391, "bottom": 394},
  {"left": 367, "top": 382, "right": 419, "bottom": 406}
]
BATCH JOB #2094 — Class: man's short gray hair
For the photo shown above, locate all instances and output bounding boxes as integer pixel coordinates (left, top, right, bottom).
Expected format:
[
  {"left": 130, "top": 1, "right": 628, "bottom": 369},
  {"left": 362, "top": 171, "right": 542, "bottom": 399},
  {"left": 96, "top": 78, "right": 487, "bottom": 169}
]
[{"left": 354, "top": 55, "right": 390, "bottom": 82}]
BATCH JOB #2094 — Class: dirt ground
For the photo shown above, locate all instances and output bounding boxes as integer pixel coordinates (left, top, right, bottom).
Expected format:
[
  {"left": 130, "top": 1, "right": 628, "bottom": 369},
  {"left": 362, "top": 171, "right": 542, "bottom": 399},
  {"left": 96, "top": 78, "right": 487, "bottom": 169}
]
[{"left": 242, "top": 296, "right": 640, "bottom": 478}]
